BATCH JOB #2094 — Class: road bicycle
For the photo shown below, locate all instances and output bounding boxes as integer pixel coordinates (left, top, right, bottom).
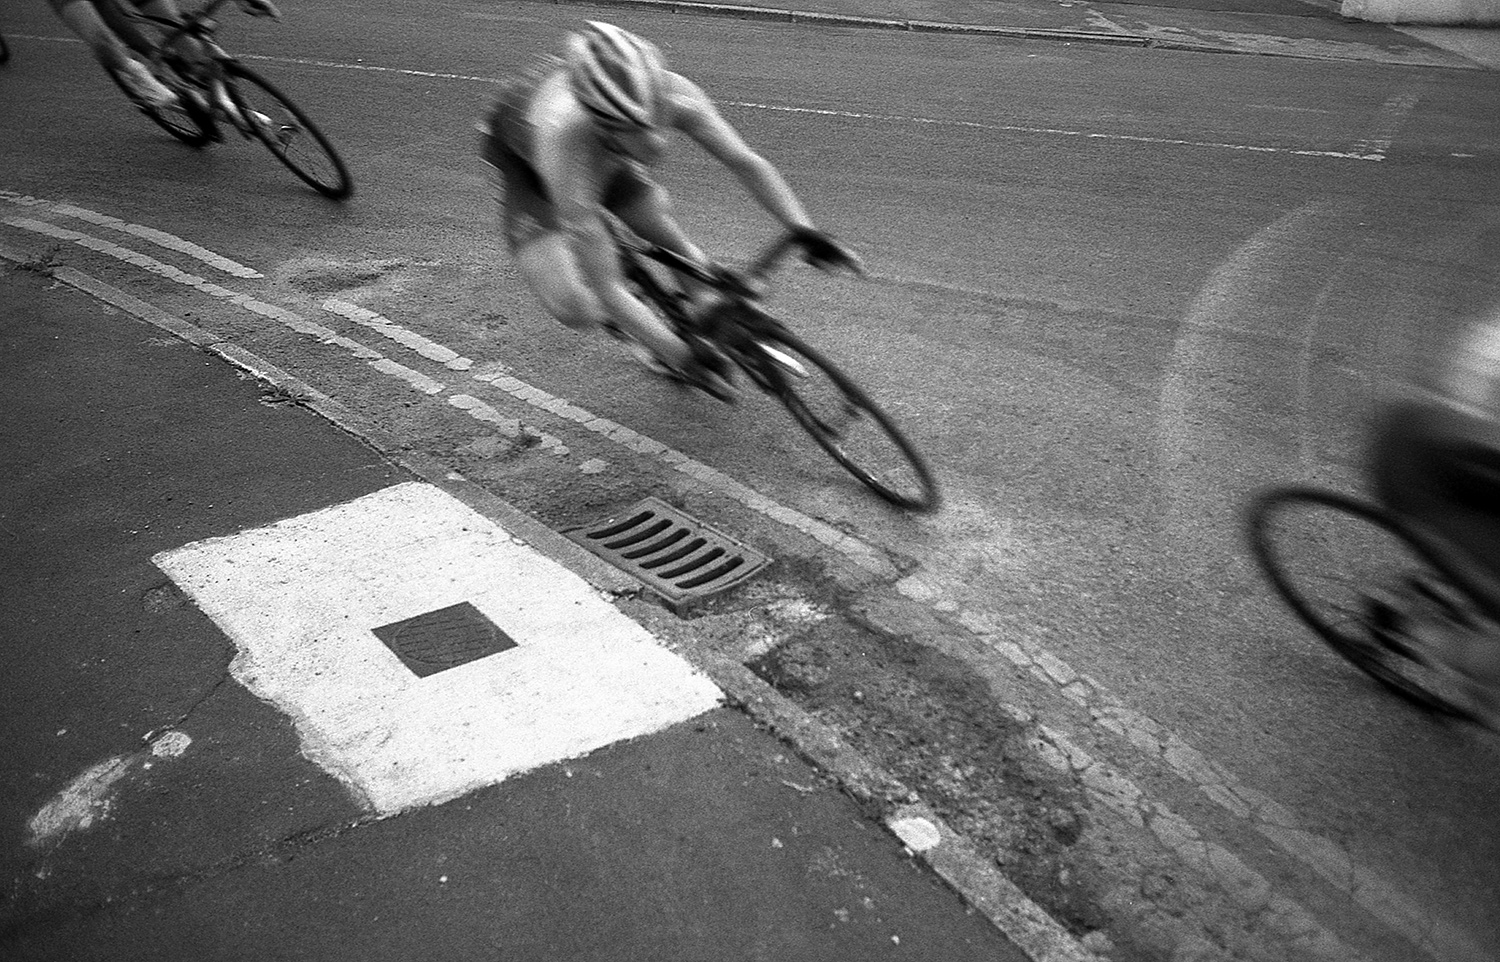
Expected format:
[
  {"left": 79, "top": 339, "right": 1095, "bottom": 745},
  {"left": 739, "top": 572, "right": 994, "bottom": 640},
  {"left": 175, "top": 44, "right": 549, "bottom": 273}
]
[
  {"left": 612, "top": 224, "right": 940, "bottom": 512},
  {"left": 1245, "top": 485, "right": 1498, "bottom": 725},
  {"left": 108, "top": 0, "right": 350, "bottom": 199}
]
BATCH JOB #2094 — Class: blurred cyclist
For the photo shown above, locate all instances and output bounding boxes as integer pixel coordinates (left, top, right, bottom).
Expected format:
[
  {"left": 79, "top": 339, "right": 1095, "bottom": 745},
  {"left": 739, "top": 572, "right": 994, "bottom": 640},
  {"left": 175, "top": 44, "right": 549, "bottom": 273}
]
[
  {"left": 479, "top": 20, "right": 861, "bottom": 400},
  {"left": 49, "top": 0, "right": 278, "bottom": 111},
  {"left": 1367, "top": 312, "right": 1500, "bottom": 727}
]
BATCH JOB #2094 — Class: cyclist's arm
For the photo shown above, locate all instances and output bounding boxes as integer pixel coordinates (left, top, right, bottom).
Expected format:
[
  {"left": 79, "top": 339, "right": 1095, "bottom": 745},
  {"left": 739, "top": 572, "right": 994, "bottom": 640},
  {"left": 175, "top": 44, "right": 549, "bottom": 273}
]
[
  {"left": 668, "top": 74, "right": 863, "bottom": 272},
  {"left": 666, "top": 75, "right": 814, "bottom": 233}
]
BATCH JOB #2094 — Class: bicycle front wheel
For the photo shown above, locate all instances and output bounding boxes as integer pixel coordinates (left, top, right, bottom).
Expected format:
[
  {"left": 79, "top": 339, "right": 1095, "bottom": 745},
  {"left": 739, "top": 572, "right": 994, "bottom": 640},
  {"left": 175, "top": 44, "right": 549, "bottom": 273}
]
[
  {"left": 224, "top": 63, "right": 351, "bottom": 199},
  {"left": 751, "top": 329, "right": 938, "bottom": 512},
  {"left": 1245, "top": 486, "right": 1485, "bottom": 720}
]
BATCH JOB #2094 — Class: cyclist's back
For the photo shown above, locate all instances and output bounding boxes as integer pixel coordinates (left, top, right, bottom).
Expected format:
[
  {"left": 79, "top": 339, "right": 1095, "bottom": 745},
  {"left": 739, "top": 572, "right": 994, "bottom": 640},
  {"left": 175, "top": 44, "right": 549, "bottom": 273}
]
[{"left": 1368, "top": 315, "right": 1500, "bottom": 596}]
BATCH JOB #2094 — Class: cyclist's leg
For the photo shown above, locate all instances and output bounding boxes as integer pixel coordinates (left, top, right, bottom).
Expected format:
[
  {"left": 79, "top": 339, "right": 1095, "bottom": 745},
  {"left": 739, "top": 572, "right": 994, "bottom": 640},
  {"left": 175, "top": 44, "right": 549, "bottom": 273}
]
[
  {"left": 97, "top": 0, "right": 163, "bottom": 57},
  {"left": 484, "top": 145, "right": 691, "bottom": 368},
  {"left": 606, "top": 174, "right": 718, "bottom": 313},
  {"left": 52, "top": 0, "right": 176, "bottom": 107}
]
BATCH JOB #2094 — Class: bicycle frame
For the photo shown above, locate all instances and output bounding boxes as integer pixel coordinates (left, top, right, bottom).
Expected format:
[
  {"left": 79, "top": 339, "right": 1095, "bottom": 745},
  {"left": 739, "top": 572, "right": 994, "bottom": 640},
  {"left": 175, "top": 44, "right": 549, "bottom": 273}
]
[
  {"left": 613, "top": 228, "right": 806, "bottom": 387},
  {"left": 133, "top": 0, "right": 239, "bottom": 80}
]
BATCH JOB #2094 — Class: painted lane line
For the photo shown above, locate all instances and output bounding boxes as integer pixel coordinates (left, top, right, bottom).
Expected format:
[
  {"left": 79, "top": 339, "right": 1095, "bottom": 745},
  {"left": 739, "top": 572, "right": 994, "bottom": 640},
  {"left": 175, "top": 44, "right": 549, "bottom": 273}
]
[
  {"left": 0, "top": 191, "right": 262, "bottom": 277},
  {"left": 7, "top": 33, "right": 1390, "bottom": 164},
  {"left": 323, "top": 298, "right": 474, "bottom": 369},
  {"left": 723, "top": 101, "right": 1385, "bottom": 162},
  {"left": 448, "top": 394, "right": 569, "bottom": 454},
  {"left": 153, "top": 482, "right": 722, "bottom": 815},
  {"left": 1, "top": 216, "right": 444, "bottom": 398}
]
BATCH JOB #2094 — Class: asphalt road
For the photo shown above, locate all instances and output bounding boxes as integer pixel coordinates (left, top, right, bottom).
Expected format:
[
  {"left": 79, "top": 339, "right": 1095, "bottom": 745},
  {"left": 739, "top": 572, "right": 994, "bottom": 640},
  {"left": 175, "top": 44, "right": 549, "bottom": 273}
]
[{"left": 4, "top": 1, "right": 1499, "bottom": 959}]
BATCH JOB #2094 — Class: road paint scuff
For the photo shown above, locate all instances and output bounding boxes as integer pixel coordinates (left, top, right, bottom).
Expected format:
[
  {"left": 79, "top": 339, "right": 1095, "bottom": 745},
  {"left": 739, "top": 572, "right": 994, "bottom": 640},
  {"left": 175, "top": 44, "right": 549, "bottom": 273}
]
[{"left": 27, "top": 731, "right": 192, "bottom": 847}]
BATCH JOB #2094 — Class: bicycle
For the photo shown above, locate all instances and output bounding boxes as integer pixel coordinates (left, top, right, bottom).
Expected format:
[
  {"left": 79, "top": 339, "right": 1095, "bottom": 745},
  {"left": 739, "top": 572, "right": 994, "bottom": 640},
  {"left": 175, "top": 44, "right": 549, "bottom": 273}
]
[
  {"left": 610, "top": 224, "right": 939, "bottom": 512},
  {"left": 1, "top": 31, "right": 9, "bottom": 65},
  {"left": 1245, "top": 485, "right": 1499, "bottom": 726},
  {"left": 107, "top": 0, "right": 351, "bottom": 199}
]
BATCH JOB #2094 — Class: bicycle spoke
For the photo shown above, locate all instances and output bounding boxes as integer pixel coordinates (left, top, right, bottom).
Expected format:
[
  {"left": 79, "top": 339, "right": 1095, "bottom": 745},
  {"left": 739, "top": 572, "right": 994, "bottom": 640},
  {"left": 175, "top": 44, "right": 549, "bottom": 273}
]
[
  {"left": 224, "top": 63, "right": 351, "bottom": 199},
  {"left": 757, "top": 333, "right": 938, "bottom": 512}
]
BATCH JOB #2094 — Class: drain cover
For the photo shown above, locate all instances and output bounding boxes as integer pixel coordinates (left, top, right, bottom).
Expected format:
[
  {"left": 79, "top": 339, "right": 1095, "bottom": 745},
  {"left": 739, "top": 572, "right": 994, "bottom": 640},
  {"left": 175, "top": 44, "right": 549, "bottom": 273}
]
[
  {"left": 372, "top": 601, "right": 516, "bottom": 678},
  {"left": 565, "top": 497, "right": 771, "bottom": 606}
]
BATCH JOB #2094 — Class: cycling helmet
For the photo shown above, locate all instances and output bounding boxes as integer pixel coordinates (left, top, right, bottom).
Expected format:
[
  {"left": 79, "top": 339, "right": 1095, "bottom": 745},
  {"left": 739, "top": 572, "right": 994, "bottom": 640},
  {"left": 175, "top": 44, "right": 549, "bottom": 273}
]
[{"left": 565, "top": 21, "right": 665, "bottom": 129}]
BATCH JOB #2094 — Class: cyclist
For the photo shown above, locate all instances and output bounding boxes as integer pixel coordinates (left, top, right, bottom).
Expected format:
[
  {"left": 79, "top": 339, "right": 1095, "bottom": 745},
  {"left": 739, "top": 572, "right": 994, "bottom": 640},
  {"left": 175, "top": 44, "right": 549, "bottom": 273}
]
[
  {"left": 479, "top": 20, "right": 862, "bottom": 400},
  {"left": 49, "top": 0, "right": 278, "bottom": 111},
  {"left": 1367, "top": 312, "right": 1500, "bottom": 727}
]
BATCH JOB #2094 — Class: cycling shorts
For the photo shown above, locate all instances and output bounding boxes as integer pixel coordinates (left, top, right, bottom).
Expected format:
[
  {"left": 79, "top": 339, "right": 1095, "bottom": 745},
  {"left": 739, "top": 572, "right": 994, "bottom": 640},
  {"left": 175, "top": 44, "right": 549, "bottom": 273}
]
[{"left": 479, "top": 84, "right": 651, "bottom": 252}]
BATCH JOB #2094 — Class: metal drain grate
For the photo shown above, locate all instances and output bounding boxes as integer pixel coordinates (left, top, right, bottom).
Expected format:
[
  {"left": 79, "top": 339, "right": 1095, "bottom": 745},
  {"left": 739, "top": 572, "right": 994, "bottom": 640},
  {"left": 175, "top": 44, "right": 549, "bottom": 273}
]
[{"left": 564, "top": 497, "right": 771, "bottom": 606}]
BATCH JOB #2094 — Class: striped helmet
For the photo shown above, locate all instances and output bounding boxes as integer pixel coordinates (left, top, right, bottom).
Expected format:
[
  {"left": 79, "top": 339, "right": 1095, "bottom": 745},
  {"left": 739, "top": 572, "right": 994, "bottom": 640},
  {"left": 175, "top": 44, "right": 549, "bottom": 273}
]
[{"left": 565, "top": 21, "right": 665, "bottom": 129}]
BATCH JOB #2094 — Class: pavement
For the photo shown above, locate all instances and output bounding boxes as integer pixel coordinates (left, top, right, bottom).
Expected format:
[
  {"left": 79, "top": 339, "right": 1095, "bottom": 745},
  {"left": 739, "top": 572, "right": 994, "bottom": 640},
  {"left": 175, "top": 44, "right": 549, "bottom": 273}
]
[{"left": 3, "top": 2, "right": 1498, "bottom": 961}]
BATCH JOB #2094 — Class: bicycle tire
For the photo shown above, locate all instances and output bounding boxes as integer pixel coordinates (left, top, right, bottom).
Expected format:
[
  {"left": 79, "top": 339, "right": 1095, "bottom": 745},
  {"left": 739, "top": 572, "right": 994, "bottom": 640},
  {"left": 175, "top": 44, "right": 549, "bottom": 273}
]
[
  {"left": 104, "top": 64, "right": 213, "bottom": 148},
  {"left": 1245, "top": 486, "right": 1485, "bottom": 721},
  {"left": 750, "top": 328, "right": 938, "bottom": 511},
  {"left": 223, "top": 62, "right": 351, "bottom": 199}
]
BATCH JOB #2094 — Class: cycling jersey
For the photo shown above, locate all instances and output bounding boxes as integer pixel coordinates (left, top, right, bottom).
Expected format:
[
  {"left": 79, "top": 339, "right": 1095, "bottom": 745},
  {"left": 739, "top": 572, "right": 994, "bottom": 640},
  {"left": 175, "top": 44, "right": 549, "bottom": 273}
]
[{"left": 480, "top": 58, "right": 650, "bottom": 250}]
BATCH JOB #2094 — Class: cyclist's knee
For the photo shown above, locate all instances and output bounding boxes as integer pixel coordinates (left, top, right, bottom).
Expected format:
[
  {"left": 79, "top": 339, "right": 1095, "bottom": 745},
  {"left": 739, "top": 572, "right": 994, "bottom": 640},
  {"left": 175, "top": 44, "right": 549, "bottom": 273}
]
[{"left": 517, "top": 238, "right": 606, "bottom": 330}]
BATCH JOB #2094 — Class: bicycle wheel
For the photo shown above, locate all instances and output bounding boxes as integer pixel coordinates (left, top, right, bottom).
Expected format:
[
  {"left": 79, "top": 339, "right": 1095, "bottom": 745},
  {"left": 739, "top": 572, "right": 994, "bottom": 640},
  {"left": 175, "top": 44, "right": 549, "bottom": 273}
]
[
  {"left": 1246, "top": 486, "right": 1487, "bottom": 720},
  {"left": 105, "top": 64, "right": 213, "bottom": 148},
  {"left": 223, "top": 62, "right": 351, "bottom": 199},
  {"left": 750, "top": 328, "right": 938, "bottom": 511}
]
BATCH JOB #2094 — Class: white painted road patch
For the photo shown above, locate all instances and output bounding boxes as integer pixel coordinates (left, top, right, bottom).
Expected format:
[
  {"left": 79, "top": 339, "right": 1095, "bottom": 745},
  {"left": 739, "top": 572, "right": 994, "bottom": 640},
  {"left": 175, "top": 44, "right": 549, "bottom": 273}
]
[{"left": 153, "top": 482, "right": 722, "bottom": 815}]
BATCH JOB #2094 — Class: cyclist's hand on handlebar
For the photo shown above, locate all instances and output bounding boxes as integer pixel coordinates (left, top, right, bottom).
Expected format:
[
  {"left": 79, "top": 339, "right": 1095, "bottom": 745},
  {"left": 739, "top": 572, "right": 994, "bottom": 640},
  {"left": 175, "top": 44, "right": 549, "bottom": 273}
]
[
  {"left": 790, "top": 226, "right": 865, "bottom": 275},
  {"left": 236, "top": 0, "right": 281, "bottom": 19}
]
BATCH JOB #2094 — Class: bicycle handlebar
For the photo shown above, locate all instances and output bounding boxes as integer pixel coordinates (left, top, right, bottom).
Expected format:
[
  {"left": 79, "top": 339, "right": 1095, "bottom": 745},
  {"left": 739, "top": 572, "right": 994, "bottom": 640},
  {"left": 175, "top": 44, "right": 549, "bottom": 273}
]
[{"left": 621, "top": 230, "right": 803, "bottom": 300}]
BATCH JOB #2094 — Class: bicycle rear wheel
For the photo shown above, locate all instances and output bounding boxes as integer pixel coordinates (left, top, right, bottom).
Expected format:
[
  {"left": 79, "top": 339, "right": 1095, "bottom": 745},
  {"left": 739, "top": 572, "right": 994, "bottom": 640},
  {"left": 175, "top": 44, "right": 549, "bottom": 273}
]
[
  {"left": 1245, "top": 486, "right": 1486, "bottom": 720},
  {"left": 751, "top": 328, "right": 938, "bottom": 511},
  {"left": 105, "top": 64, "right": 212, "bottom": 148},
  {"left": 224, "top": 62, "right": 351, "bottom": 199}
]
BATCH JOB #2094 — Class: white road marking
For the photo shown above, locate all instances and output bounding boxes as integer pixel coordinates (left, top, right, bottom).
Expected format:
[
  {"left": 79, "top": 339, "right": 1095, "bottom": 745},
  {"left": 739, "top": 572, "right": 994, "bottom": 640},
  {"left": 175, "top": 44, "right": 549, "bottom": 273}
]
[
  {"left": 724, "top": 101, "right": 1386, "bottom": 162},
  {"left": 1, "top": 215, "right": 445, "bottom": 398},
  {"left": 323, "top": 298, "right": 474, "bottom": 369},
  {"left": 0, "top": 191, "right": 262, "bottom": 277},
  {"left": 10, "top": 34, "right": 1402, "bottom": 163},
  {"left": 152, "top": 482, "right": 723, "bottom": 815}
]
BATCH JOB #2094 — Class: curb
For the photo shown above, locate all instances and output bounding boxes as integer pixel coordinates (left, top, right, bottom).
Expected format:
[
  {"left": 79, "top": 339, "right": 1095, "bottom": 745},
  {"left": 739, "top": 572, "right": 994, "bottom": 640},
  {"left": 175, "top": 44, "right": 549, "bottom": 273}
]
[{"left": 3, "top": 250, "right": 1101, "bottom": 962}]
